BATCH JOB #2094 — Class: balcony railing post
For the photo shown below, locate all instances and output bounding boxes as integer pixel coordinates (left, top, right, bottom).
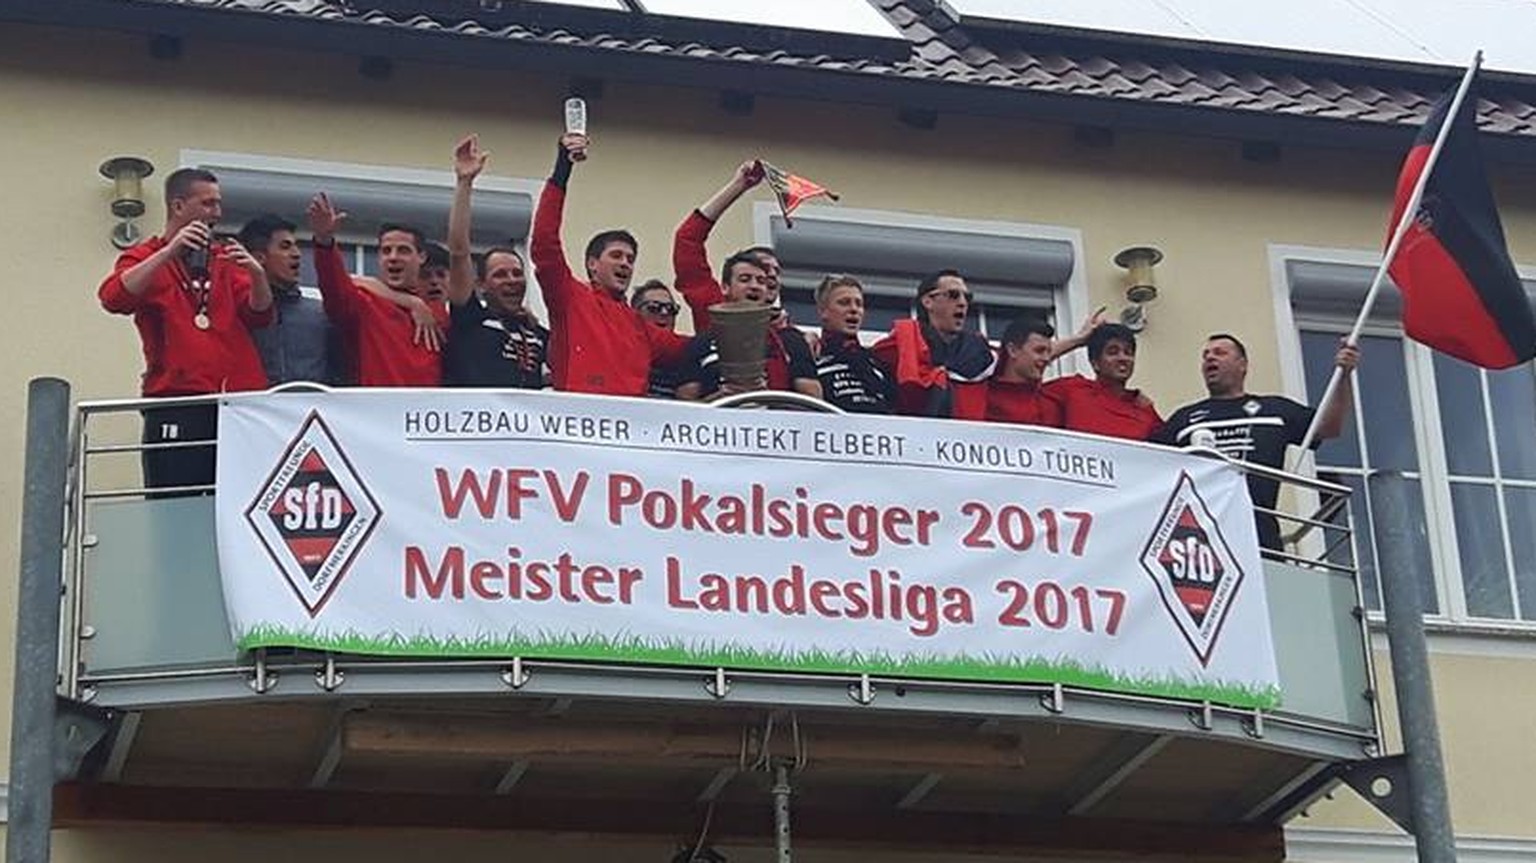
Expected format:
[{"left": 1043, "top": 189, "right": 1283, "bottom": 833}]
[
  {"left": 1368, "top": 469, "right": 1457, "bottom": 862},
  {"left": 8, "top": 377, "right": 71, "bottom": 863}
]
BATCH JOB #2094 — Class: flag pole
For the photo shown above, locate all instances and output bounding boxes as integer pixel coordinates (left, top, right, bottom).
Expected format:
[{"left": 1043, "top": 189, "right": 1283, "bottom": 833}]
[{"left": 1291, "top": 51, "right": 1484, "bottom": 468}]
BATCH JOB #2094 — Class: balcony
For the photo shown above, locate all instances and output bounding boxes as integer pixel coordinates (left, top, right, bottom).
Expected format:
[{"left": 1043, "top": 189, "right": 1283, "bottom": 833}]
[{"left": 47, "top": 389, "right": 1379, "bottom": 860}]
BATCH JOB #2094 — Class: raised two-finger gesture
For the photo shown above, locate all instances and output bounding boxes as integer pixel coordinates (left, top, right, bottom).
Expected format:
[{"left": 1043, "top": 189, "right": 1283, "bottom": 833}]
[
  {"left": 307, "top": 192, "right": 348, "bottom": 243},
  {"left": 454, "top": 134, "right": 488, "bottom": 182}
]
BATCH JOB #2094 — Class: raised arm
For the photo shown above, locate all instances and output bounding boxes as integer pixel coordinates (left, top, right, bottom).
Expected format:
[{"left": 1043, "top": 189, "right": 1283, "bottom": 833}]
[
  {"left": 675, "top": 161, "right": 763, "bottom": 330},
  {"left": 529, "top": 134, "right": 588, "bottom": 317},
  {"left": 100, "top": 222, "right": 209, "bottom": 308},
  {"left": 1313, "top": 340, "right": 1360, "bottom": 440},
  {"left": 447, "top": 134, "right": 487, "bottom": 308},
  {"left": 1050, "top": 306, "right": 1108, "bottom": 360},
  {"left": 307, "top": 193, "right": 361, "bottom": 325}
]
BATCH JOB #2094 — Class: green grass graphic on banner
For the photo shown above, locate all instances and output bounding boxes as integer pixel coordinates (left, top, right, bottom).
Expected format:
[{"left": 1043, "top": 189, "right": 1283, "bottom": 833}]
[{"left": 236, "top": 624, "right": 1281, "bottom": 709}]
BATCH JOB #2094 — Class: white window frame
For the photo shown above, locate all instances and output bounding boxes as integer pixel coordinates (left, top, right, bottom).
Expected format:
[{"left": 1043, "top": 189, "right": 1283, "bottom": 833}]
[
  {"left": 752, "top": 202, "right": 1093, "bottom": 373},
  {"left": 1271, "top": 243, "right": 1536, "bottom": 634},
  {"left": 179, "top": 149, "right": 546, "bottom": 319}
]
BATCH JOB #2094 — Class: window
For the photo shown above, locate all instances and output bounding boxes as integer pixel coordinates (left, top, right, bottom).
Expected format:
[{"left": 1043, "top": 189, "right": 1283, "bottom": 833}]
[
  {"left": 754, "top": 204, "right": 1087, "bottom": 348},
  {"left": 1282, "top": 251, "right": 1536, "bottom": 625}
]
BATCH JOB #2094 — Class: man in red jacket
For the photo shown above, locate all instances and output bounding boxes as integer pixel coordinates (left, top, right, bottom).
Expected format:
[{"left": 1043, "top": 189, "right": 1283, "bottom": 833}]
[
  {"left": 98, "top": 167, "right": 273, "bottom": 494},
  {"left": 1052, "top": 323, "right": 1162, "bottom": 441},
  {"left": 307, "top": 193, "right": 447, "bottom": 387},
  {"left": 531, "top": 132, "right": 688, "bottom": 395},
  {"left": 872, "top": 270, "right": 996, "bottom": 420}
]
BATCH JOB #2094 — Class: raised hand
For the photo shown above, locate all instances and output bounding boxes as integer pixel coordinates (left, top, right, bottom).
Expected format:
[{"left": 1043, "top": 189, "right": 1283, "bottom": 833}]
[
  {"left": 220, "top": 240, "right": 263, "bottom": 276},
  {"left": 737, "top": 160, "right": 766, "bottom": 189},
  {"left": 169, "top": 220, "right": 211, "bottom": 254},
  {"left": 307, "top": 192, "right": 348, "bottom": 243},
  {"left": 561, "top": 132, "right": 590, "bottom": 163},
  {"left": 454, "top": 134, "right": 488, "bottom": 182},
  {"left": 1075, "top": 305, "right": 1109, "bottom": 340}
]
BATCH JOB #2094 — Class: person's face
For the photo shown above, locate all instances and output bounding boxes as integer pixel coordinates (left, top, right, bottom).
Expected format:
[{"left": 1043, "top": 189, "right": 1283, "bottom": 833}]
[
  {"left": 1201, "top": 337, "right": 1248, "bottom": 395},
  {"left": 170, "top": 180, "right": 222, "bottom": 228},
  {"left": 755, "top": 253, "right": 782, "bottom": 305},
  {"left": 921, "top": 275, "right": 971, "bottom": 336},
  {"left": 818, "top": 284, "right": 864, "bottom": 336},
  {"left": 482, "top": 250, "right": 528, "bottom": 316},
  {"left": 422, "top": 266, "right": 449, "bottom": 303},
  {"left": 634, "top": 288, "right": 679, "bottom": 330},
  {"left": 724, "top": 261, "right": 768, "bottom": 304},
  {"left": 1006, "top": 333, "right": 1054, "bottom": 383},
  {"left": 586, "top": 241, "right": 636, "bottom": 297},
  {"left": 1092, "top": 339, "right": 1137, "bottom": 386},
  {"left": 256, "top": 229, "right": 301, "bottom": 286},
  {"left": 377, "top": 230, "right": 426, "bottom": 292}
]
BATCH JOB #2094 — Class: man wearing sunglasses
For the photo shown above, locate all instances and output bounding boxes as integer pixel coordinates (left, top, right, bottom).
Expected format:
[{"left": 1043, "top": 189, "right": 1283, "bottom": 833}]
[
  {"left": 872, "top": 270, "right": 996, "bottom": 419},
  {"left": 631, "top": 279, "right": 684, "bottom": 398}
]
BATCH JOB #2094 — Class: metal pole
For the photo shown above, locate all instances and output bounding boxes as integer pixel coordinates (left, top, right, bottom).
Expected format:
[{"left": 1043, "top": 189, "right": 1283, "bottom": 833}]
[
  {"left": 1368, "top": 470, "right": 1457, "bottom": 862},
  {"left": 8, "top": 378, "right": 72, "bottom": 863},
  {"left": 771, "top": 764, "right": 793, "bottom": 863}
]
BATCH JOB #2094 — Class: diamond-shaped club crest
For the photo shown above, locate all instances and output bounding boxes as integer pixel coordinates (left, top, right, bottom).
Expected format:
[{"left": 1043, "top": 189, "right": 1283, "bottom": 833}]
[
  {"left": 1139, "top": 471, "right": 1246, "bottom": 666},
  {"left": 245, "top": 411, "right": 380, "bottom": 617}
]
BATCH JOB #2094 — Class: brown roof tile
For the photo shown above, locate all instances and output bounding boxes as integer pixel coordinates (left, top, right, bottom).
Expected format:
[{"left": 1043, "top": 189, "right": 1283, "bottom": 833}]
[{"left": 112, "top": 0, "right": 1536, "bottom": 139}]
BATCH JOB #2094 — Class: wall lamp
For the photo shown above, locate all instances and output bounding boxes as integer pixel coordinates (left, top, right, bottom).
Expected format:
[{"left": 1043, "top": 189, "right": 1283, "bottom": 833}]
[
  {"left": 99, "top": 156, "right": 155, "bottom": 249},
  {"left": 1114, "top": 245, "right": 1162, "bottom": 332}
]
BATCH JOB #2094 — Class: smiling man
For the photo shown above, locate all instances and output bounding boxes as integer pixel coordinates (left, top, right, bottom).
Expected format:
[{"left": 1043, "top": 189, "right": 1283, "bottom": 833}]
[
  {"left": 1052, "top": 323, "right": 1162, "bottom": 441},
  {"left": 239, "top": 213, "right": 338, "bottom": 386},
  {"left": 441, "top": 135, "right": 548, "bottom": 389},
  {"left": 308, "top": 193, "right": 447, "bottom": 387},
  {"left": 530, "top": 131, "right": 688, "bottom": 395}
]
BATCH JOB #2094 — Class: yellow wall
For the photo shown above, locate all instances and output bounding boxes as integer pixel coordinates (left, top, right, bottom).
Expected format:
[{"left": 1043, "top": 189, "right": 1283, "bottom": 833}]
[{"left": 4, "top": 19, "right": 1536, "bottom": 857}]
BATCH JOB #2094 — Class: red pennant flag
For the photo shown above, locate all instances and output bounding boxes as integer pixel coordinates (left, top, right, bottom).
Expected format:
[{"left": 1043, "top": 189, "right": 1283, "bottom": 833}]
[
  {"left": 759, "top": 160, "right": 839, "bottom": 228},
  {"left": 1387, "top": 83, "right": 1536, "bottom": 369}
]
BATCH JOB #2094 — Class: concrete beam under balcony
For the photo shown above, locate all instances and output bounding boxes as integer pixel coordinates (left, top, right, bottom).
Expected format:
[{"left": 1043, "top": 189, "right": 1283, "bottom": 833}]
[{"left": 53, "top": 783, "right": 1286, "bottom": 861}]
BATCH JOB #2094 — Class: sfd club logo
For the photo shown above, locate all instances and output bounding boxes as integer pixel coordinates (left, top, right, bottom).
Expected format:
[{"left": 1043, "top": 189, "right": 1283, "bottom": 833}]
[
  {"left": 246, "top": 411, "right": 380, "bottom": 616},
  {"left": 1139, "top": 471, "right": 1245, "bottom": 666}
]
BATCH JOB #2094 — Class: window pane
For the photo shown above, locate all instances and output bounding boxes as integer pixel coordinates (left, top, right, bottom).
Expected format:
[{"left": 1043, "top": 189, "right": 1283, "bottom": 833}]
[
  {"left": 1451, "top": 482, "right": 1513, "bottom": 619},
  {"left": 865, "top": 293, "right": 913, "bottom": 333},
  {"left": 1301, "top": 330, "right": 1361, "bottom": 467},
  {"left": 1433, "top": 353, "right": 1493, "bottom": 477},
  {"left": 1488, "top": 365, "right": 1536, "bottom": 480},
  {"left": 1358, "top": 475, "right": 1439, "bottom": 615},
  {"left": 1356, "top": 335, "right": 1418, "bottom": 471},
  {"left": 1503, "top": 487, "right": 1536, "bottom": 620}
]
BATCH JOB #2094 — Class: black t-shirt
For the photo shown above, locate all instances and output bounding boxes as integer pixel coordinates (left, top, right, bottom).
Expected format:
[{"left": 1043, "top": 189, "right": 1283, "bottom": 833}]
[
  {"left": 443, "top": 301, "right": 549, "bottom": 389},
  {"left": 816, "top": 333, "right": 895, "bottom": 414},
  {"left": 680, "top": 327, "right": 817, "bottom": 398},
  {"left": 1154, "top": 395, "right": 1316, "bottom": 549},
  {"left": 648, "top": 364, "right": 682, "bottom": 399}
]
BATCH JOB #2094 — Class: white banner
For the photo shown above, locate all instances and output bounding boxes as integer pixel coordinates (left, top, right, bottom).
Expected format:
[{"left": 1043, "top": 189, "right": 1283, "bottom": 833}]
[{"left": 216, "top": 390, "right": 1279, "bottom": 708}]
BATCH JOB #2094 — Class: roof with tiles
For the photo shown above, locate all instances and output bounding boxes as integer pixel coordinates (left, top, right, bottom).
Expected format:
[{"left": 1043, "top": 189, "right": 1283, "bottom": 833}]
[{"left": 72, "top": 0, "right": 1536, "bottom": 138}]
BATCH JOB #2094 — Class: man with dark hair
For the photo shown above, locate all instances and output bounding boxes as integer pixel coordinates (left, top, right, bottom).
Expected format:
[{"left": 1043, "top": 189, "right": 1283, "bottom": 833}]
[
  {"left": 871, "top": 270, "right": 995, "bottom": 419},
  {"left": 1155, "top": 333, "right": 1360, "bottom": 550},
  {"left": 421, "top": 242, "right": 451, "bottom": 304},
  {"left": 741, "top": 244, "right": 793, "bottom": 329},
  {"left": 1052, "top": 323, "right": 1162, "bottom": 441},
  {"left": 440, "top": 135, "right": 548, "bottom": 390},
  {"left": 814, "top": 275, "right": 893, "bottom": 413},
  {"left": 238, "top": 213, "right": 340, "bottom": 386},
  {"left": 986, "top": 316, "right": 1063, "bottom": 427},
  {"left": 307, "top": 194, "right": 447, "bottom": 386},
  {"left": 98, "top": 167, "right": 273, "bottom": 492},
  {"left": 632, "top": 279, "right": 684, "bottom": 398},
  {"left": 530, "top": 131, "right": 688, "bottom": 395},
  {"left": 674, "top": 251, "right": 820, "bottom": 401}
]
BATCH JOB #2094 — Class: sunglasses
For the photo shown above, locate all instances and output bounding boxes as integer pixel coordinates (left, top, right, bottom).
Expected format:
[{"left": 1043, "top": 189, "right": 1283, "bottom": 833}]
[
  {"left": 927, "top": 288, "right": 972, "bottom": 302},
  {"left": 640, "top": 300, "right": 679, "bottom": 315}
]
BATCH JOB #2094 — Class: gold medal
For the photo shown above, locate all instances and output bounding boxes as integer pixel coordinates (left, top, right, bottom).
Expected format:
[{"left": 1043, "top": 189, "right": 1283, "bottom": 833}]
[{"left": 194, "top": 312, "right": 211, "bottom": 330}]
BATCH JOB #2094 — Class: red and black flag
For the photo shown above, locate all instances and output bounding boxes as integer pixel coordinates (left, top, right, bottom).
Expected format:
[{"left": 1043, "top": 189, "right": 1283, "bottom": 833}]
[
  {"left": 1387, "top": 82, "right": 1536, "bottom": 369},
  {"left": 759, "top": 160, "right": 839, "bottom": 228}
]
